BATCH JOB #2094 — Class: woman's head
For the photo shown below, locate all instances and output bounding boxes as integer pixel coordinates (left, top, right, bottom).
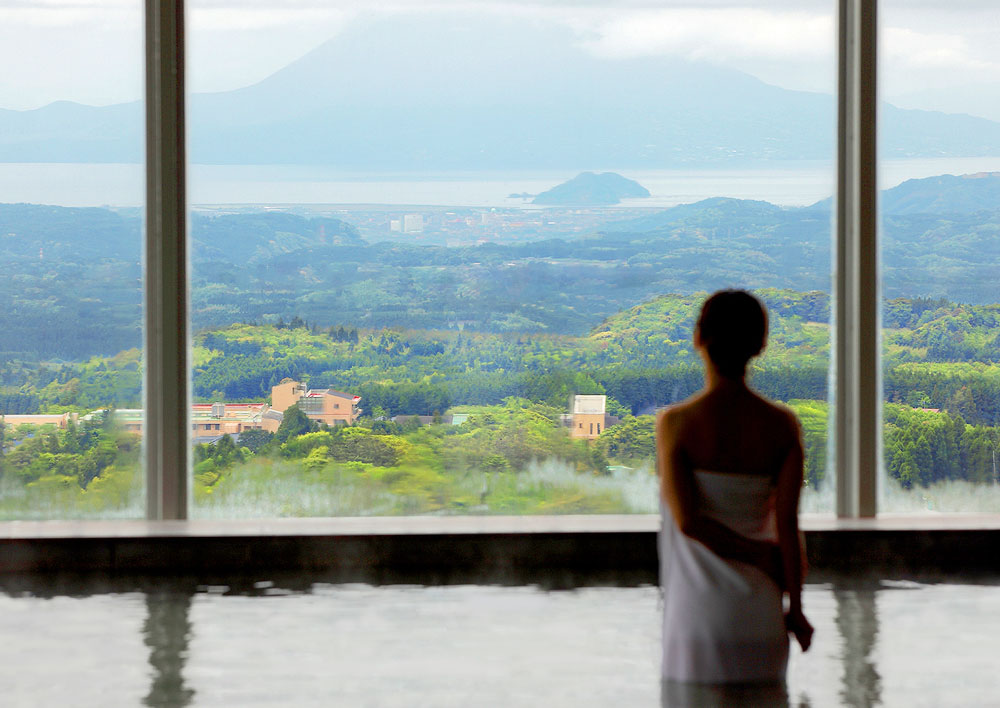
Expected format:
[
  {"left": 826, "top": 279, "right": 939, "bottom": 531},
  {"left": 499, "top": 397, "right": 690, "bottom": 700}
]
[{"left": 695, "top": 289, "right": 768, "bottom": 379}]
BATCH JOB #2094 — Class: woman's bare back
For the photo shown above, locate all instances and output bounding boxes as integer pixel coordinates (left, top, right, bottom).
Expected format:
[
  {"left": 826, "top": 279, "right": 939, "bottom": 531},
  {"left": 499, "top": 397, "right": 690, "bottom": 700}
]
[{"left": 667, "top": 386, "right": 798, "bottom": 479}]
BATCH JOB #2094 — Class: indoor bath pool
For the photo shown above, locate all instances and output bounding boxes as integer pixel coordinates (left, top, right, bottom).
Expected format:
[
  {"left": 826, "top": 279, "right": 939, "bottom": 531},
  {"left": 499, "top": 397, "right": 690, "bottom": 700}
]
[{"left": 1, "top": 578, "right": 998, "bottom": 707}]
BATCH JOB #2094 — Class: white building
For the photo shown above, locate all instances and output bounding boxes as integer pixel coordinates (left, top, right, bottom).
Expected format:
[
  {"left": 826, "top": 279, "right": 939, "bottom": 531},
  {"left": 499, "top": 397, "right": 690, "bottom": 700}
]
[{"left": 403, "top": 214, "right": 424, "bottom": 233}]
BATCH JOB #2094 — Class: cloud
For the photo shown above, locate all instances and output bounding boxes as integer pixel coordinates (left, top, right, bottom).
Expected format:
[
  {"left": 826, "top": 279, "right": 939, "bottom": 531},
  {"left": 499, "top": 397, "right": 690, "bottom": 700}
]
[
  {"left": 580, "top": 8, "right": 834, "bottom": 63},
  {"left": 4, "top": 0, "right": 1000, "bottom": 110},
  {"left": 190, "top": 7, "right": 349, "bottom": 32},
  {"left": 883, "top": 27, "right": 997, "bottom": 72},
  {"left": 0, "top": 0, "right": 136, "bottom": 29},
  {"left": 184, "top": 0, "right": 832, "bottom": 9}
]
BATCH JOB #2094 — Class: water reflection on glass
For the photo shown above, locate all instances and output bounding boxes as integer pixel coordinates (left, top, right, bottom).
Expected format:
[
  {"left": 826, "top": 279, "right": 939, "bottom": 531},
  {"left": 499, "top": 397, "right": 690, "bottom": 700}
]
[{"left": 143, "top": 591, "right": 195, "bottom": 708}]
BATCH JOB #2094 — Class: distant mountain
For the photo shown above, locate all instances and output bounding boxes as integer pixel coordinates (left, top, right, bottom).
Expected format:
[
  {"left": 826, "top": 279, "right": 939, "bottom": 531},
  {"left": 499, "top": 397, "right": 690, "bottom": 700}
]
[
  {"left": 599, "top": 183, "right": 1000, "bottom": 305},
  {"left": 0, "top": 101, "right": 141, "bottom": 163},
  {"left": 4, "top": 168, "right": 1000, "bottom": 361},
  {"left": 5, "top": 16, "right": 1000, "bottom": 168},
  {"left": 604, "top": 197, "right": 792, "bottom": 232},
  {"left": 881, "top": 172, "right": 1000, "bottom": 215},
  {"left": 805, "top": 171, "right": 1000, "bottom": 215},
  {"left": 610, "top": 172, "right": 1000, "bottom": 233},
  {"left": 532, "top": 172, "right": 649, "bottom": 205}
]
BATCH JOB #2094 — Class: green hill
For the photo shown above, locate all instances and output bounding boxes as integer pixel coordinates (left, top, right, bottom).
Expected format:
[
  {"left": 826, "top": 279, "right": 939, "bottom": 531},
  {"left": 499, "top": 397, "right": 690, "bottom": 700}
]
[
  {"left": 588, "top": 289, "right": 831, "bottom": 369},
  {"left": 881, "top": 172, "right": 1000, "bottom": 215}
]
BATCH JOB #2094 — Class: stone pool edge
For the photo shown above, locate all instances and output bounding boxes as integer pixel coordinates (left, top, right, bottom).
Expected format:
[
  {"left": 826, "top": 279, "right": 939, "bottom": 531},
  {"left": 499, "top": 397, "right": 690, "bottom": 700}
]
[{"left": 2, "top": 514, "right": 1000, "bottom": 578}]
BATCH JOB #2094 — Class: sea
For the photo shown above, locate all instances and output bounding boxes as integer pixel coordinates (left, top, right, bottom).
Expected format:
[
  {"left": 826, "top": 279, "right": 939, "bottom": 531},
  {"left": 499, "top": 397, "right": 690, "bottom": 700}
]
[{"left": 1, "top": 157, "right": 999, "bottom": 209}]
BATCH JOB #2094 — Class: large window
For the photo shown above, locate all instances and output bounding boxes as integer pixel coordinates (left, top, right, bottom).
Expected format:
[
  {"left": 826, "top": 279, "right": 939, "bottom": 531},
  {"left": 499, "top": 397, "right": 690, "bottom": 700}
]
[
  {"left": 181, "top": 1, "right": 837, "bottom": 518},
  {"left": 879, "top": 1, "right": 1000, "bottom": 512},
  {"left": 0, "top": 1, "right": 145, "bottom": 519},
  {"left": 6, "top": 1, "right": 978, "bottom": 521}
]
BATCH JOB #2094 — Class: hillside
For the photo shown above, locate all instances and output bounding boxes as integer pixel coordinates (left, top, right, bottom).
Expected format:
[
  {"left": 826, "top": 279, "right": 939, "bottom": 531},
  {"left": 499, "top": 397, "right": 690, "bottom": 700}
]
[
  {"left": 5, "top": 288, "right": 1000, "bottom": 518},
  {"left": 881, "top": 172, "right": 1000, "bottom": 215},
  {"left": 589, "top": 289, "right": 831, "bottom": 368},
  {"left": 4, "top": 169, "right": 1000, "bottom": 360},
  {"left": 605, "top": 197, "right": 792, "bottom": 231},
  {"left": 591, "top": 289, "right": 1000, "bottom": 367},
  {"left": 8, "top": 288, "right": 997, "bottom": 424}
]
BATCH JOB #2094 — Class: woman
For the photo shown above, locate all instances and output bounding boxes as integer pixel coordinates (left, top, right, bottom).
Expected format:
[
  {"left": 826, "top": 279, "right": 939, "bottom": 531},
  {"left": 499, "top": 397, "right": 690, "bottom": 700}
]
[{"left": 657, "top": 290, "right": 812, "bottom": 689}]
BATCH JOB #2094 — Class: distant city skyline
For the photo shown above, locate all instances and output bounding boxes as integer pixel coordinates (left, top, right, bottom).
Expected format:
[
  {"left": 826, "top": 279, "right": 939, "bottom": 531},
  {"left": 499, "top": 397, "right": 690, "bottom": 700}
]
[{"left": 2, "top": 1, "right": 1000, "bottom": 121}]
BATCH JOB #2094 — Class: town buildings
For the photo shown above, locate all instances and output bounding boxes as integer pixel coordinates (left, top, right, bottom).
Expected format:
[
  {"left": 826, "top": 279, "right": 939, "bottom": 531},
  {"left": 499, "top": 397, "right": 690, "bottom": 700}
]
[{"left": 1, "top": 379, "right": 360, "bottom": 443}]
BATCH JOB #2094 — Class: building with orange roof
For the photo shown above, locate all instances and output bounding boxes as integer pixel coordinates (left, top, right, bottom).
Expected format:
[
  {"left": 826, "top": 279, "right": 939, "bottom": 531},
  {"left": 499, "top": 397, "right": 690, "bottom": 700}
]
[{"left": 271, "top": 379, "right": 361, "bottom": 426}]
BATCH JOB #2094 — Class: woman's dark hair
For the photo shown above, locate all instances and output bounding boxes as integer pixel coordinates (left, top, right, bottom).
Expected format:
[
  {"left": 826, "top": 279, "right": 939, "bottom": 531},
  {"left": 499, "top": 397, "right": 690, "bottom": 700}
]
[{"left": 696, "top": 289, "right": 768, "bottom": 379}]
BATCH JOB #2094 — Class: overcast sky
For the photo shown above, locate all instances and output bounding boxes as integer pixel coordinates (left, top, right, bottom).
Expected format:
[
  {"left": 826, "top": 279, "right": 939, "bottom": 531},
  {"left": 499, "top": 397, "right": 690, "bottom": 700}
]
[{"left": 2, "top": 1, "right": 1000, "bottom": 120}]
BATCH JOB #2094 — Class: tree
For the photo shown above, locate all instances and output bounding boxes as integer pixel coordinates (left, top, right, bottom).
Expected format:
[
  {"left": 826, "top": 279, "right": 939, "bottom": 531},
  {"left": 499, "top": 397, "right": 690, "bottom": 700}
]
[
  {"left": 596, "top": 415, "right": 655, "bottom": 462},
  {"left": 303, "top": 446, "right": 329, "bottom": 471},
  {"left": 590, "top": 444, "right": 610, "bottom": 474},
  {"left": 482, "top": 453, "right": 510, "bottom": 474},
  {"left": 275, "top": 404, "right": 316, "bottom": 443},
  {"left": 213, "top": 434, "right": 244, "bottom": 467},
  {"left": 238, "top": 428, "right": 274, "bottom": 454},
  {"left": 912, "top": 434, "right": 934, "bottom": 486}
]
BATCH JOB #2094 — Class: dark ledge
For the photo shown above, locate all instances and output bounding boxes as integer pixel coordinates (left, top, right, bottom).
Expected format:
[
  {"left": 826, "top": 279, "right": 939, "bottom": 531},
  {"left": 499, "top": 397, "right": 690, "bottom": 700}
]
[{"left": 2, "top": 515, "right": 1000, "bottom": 584}]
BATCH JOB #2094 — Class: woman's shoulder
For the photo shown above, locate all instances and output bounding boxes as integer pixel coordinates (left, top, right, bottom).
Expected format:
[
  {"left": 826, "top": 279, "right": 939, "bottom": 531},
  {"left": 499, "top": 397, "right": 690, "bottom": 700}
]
[
  {"left": 767, "top": 397, "right": 801, "bottom": 428},
  {"left": 656, "top": 393, "right": 706, "bottom": 428},
  {"left": 749, "top": 394, "right": 802, "bottom": 441}
]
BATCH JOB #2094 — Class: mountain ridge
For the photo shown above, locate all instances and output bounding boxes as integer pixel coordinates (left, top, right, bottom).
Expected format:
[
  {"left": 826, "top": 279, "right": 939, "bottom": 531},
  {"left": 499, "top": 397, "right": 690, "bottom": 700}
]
[{"left": 4, "top": 16, "right": 1000, "bottom": 167}]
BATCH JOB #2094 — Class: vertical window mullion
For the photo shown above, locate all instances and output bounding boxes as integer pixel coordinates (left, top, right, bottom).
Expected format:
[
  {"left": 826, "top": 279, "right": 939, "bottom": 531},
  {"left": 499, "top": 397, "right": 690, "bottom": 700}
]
[
  {"left": 145, "top": 0, "right": 189, "bottom": 520},
  {"left": 835, "top": 0, "right": 879, "bottom": 518}
]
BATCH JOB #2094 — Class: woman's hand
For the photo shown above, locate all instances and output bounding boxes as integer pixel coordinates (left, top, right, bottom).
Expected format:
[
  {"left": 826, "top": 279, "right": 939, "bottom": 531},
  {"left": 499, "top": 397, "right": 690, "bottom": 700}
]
[{"left": 785, "top": 607, "right": 814, "bottom": 652}]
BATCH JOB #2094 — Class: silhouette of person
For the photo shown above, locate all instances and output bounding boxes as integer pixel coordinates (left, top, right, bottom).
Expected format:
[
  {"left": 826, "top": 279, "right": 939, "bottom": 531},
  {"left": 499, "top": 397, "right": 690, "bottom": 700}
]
[{"left": 657, "top": 290, "right": 812, "bottom": 702}]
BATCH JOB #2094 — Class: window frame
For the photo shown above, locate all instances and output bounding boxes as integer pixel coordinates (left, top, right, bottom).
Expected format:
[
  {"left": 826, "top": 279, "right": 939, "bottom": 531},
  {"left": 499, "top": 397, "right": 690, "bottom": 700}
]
[
  {"left": 143, "top": 0, "right": 880, "bottom": 520},
  {"left": 145, "top": 0, "right": 189, "bottom": 520},
  {"left": 834, "top": 0, "right": 879, "bottom": 518}
]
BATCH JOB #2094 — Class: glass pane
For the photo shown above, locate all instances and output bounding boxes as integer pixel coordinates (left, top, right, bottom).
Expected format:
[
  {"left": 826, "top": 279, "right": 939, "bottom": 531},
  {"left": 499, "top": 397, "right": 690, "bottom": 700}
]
[
  {"left": 880, "top": 1, "right": 1000, "bottom": 512},
  {"left": 0, "top": 2, "right": 145, "bottom": 518},
  {"left": 187, "top": 1, "right": 836, "bottom": 518}
]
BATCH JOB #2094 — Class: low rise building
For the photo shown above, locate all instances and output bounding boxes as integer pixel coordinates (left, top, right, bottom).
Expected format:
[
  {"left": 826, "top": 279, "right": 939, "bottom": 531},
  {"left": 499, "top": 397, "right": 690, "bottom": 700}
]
[
  {"left": 271, "top": 379, "right": 361, "bottom": 426},
  {"left": 568, "top": 394, "right": 619, "bottom": 440},
  {"left": 190, "top": 402, "right": 282, "bottom": 439},
  {"left": 391, "top": 413, "right": 469, "bottom": 426},
  {"left": 0, "top": 412, "right": 77, "bottom": 430},
  {"left": 3, "top": 382, "right": 360, "bottom": 442},
  {"left": 74, "top": 402, "right": 281, "bottom": 441}
]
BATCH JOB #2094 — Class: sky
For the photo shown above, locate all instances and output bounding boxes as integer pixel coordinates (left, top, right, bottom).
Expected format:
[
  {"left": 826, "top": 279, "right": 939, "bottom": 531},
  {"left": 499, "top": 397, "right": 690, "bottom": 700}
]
[{"left": 2, "top": 1, "right": 1000, "bottom": 121}]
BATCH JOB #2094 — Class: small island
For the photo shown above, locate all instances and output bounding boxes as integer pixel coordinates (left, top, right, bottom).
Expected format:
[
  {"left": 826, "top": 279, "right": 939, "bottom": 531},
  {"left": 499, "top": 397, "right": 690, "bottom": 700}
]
[{"left": 532, "top": 172, "right": 651, "bottom": 206}]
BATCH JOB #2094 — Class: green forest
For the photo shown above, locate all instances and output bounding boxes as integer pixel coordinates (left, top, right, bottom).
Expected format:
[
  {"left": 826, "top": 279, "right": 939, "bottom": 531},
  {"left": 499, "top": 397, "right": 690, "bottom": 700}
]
[
  {"left": 2, "top": 180, "right": 1000, "bottom": 362},
  {"left": 3, "top": 176, "right": 1000, "bottom": 518},
  {"left": 2, "top": 289, "right": 999, "bottom": 519}
]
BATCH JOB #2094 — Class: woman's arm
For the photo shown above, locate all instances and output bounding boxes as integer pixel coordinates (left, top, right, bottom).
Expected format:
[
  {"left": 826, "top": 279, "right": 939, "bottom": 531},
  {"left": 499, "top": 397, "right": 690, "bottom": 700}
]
[
  {"left": 656, "top": 409, "right": 780, "bottom": 579},
  {"left": 775, "top": 413, "right": 813, "bottom": 651}
]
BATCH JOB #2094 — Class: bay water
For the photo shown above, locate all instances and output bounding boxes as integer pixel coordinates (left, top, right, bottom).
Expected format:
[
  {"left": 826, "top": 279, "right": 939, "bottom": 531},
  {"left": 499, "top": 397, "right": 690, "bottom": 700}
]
[{"left": 2, "top": 157, "right": 999, "bottom": 209}]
